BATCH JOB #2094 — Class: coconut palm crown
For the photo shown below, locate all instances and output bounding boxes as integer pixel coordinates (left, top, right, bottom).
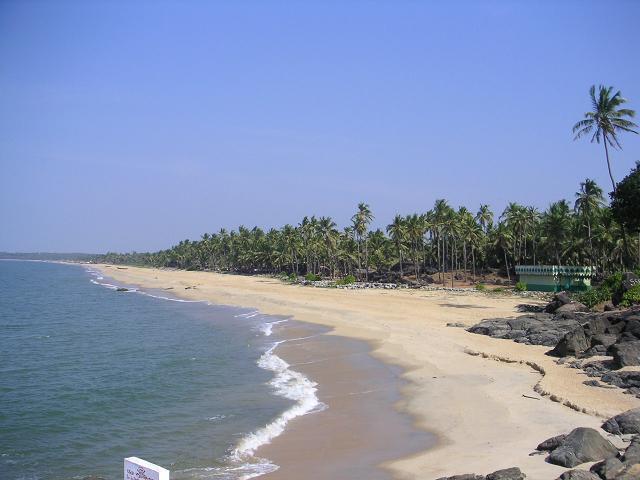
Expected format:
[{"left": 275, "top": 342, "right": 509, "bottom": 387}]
[{"left": 572, "top": 85, "right": 638, "bottom": 191}]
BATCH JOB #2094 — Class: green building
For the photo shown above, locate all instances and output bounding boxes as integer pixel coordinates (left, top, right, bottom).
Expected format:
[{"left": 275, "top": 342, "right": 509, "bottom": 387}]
[{"left": 515, "top": 265, "right": 595, "bottom": 292}]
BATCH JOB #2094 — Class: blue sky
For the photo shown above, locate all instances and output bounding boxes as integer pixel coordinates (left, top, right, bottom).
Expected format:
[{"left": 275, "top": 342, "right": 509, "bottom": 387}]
[{"left": 1, "top": 0, "right": 639, "bottom": 253}]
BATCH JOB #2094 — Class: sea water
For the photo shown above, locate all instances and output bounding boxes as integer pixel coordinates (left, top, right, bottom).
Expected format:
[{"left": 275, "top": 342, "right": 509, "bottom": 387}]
[{"left": 0, "top": 261, "right": 321, "bottom": 480}]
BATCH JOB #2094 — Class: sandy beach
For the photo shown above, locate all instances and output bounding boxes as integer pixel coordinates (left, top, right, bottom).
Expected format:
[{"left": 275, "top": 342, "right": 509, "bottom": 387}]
[{"left": 92, "top": 265, "right": 640, "bottom": 479}]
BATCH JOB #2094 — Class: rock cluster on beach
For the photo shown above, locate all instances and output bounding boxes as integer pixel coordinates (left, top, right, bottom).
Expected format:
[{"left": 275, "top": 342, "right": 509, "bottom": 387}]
[
  {"left": 435, "top": 418, "right": 640, "bottom": 480},
  {"left": 467, "top": 292, "right": 640, "bottom": 397}
]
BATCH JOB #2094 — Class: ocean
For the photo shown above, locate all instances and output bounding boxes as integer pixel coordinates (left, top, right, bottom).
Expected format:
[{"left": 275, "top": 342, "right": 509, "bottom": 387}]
[{"left": 0, "top": 260, "right": 322, "bottom": 480}]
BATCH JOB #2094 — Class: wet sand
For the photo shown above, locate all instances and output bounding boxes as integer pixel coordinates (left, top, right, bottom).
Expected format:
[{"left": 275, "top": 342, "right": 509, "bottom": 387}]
[
  {"left": 261, "top": 321, "right": 433, "bottom": 479},
  {"left": 91, "top": 265, "right": 640, "bottom": 479}
]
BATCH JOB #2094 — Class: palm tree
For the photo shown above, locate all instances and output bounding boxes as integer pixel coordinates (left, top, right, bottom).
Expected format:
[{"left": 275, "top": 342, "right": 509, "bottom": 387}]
[
  {"left": 574, "top": 178, "right": 605, "bottom": 266},
  {"left": 386, "top": 214, "right": 407, "bottom": 278},
  {"left": 573, "top": 85, "right": 638, "bottom": 192},
  {"left": 405, "top": 214, "right": 424, "bottom": 281},
  {"left": 475, "top": 204, "right": 494, "bottom": 234},
  {"left": 543, "top": 200, "right": 572, "bottom": 266},
  {"left": 351, "top": 203, "right": 374, "bottom": 280}
]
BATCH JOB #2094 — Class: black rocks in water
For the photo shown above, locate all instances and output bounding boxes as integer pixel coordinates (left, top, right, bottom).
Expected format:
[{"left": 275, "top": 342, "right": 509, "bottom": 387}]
[
  {"left": 116, "top": 287, "right": 128, "bottom": 292},
  {"left": 544, "top": 427, "right": 618, "bottom": 468},
  {"left": 602, "top": 408, "right": 640, "bottom": 435},
  {"left": 435, "top": 468, "right": 525, "bottom": 480}
]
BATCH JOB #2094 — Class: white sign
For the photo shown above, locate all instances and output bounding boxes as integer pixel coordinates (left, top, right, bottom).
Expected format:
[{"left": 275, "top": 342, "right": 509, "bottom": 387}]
[{"left": 124, "top": 457, "right": 169, "bottom": 480}]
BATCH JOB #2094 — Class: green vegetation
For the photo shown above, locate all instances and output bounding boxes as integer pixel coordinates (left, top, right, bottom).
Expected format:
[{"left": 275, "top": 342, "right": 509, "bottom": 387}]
[
  {"left": 474, "top": 283, "right": 486, "bottom": 291},
  {"left": 574, "top": 286, "right": 612, "bottom": 309},
  {"left": 335, "top": 274, "right": 356, "bottom": 285},
  {"left": 621, "top": 284, "right": 640, "bottom": 308},
  {"left": 573, "top": 85, "right": 638, "bottom": 192},
  {"left": 95, "top": 173, "right": 640, "bottom": 283},
  {"left": 94, "top": 86, "right": 639, "bottom": 285},
  {"left": 305, "top": 272, "right": 322, "bottom": 282},
  {"left": 515, "top": 281, "right": 527, "bottom": 292}
]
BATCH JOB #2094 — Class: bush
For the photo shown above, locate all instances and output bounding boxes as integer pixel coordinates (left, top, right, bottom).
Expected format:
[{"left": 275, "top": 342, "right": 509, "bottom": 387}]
[
  {"left": 621, "top": 284, "right": 640, "bottom": 308},
  {"left": 342, "top": 274, "right": 356, "bottom": 284},
  {"left": 575, "top": 287, "right": 612, "bottom": 309},
  {"left": 305, "top": 272, "right": 321, "bottom": 282},
  {"left": 335, "top": 274, "right": 356, "bottom": 286},
  {"left": 601, "top": 272, "right": 623, "bottom": 293},
  {"left": 515, "top": 281, "right": 527, "bottom": 292},
  {"left": 474, "top": 283, "right": 486, "bottom": 291},
  {"left": 288, "top": 272, "right": 298, "bottom": 282}
]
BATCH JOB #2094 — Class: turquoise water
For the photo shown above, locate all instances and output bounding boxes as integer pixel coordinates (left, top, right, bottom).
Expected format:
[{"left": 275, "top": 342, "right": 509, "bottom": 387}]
[{"left": 0, "top": 261, "right": 309, "bottom": 480}]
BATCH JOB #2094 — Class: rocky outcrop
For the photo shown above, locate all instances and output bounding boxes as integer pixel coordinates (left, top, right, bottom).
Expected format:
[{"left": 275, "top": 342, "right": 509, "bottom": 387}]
[
  {"left": 602, "top": 408, "right": 640, "bottom": 435},
  {"left": 590, "top": 457, "right": 625, "bottom": 480},
  {"left": 537, "top": 434, "right": 567, "bottom": 451},
  {"left": 544, "top": 428, "right": 618, "bottom": 467},
  {"left": 609, "top": 341, "right": 640, "bottom": 368},
  {"left": 557, "top": 471, "right": 601, "bottom": 480},
  {"left": 435, "top": 468, "right": 525, "bottom": 480}
]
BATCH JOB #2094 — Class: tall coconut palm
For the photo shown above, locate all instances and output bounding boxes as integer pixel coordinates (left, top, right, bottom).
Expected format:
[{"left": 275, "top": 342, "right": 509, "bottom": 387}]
[
  {"left": 543, "top": 200, "right": 572, "bottom": 266},
  {"left": 475, "top": 204, "right": 494, "bottom": 234},
  {"left": 386, "top": 214, "right": 407, "bottom": 277},
  {"left": 573, "top": 85, "right": 638, "bottom": 192},
  {"left": 574, "top": 178, "right": 605, "bottom": 265},
  {"left": 351, "top": 203, "right": 374, "bottom": 280}
]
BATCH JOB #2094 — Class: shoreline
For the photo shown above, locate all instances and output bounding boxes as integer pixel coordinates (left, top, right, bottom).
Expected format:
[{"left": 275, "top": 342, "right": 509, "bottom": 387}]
[{"left": 91, "top": 264, "right": 640, "bottom": 479}]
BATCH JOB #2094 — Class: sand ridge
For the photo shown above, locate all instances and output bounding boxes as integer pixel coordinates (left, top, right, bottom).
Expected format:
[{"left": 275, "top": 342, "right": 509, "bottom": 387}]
[{"left": 92, "top": 265, "right": 639, "bottom": 480}]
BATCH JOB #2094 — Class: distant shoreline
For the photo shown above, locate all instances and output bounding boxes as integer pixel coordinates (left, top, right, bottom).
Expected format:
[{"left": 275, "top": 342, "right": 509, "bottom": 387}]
[{"left": 91, "top": 264, "right": 639, "bottom": 479}]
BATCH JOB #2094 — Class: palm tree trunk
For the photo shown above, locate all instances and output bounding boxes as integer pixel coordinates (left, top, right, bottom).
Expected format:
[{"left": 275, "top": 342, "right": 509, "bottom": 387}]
[
  {"left": 504, "top": 248, "right": 511, "bottom": 282},
  {"left": 603, "top": 135, "right": 617, "bottom": 192}
]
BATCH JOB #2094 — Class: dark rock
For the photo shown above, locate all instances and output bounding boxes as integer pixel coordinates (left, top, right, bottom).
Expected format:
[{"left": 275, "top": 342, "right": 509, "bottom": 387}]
[
  {"left": 547, "top": 427, "right": 618, "bottom": 467},
  {"left": 591, "top": 334, "right": 619, "bottom": 348},
  {"left": 623, "top": 435, "right": 640, "bottom": 463},
  {"left": 623, "top": 320, "right": 640, "bottom": 339},
  {"left": 485, "top": 467, "right": 525, "bottom": 480},
  {"left": 590, "top": 457, "right": 624, "bottom": 480},
  {"left": 602, "top": 408, "right": 640, "bottom": 435},
  {"left": 611, "top": 341, "right": 640, "bottom": 368},
  {"left": 537, "top": 434, "right": 567, "bottom": 451},
  {"left": 604, "top": 303, "right": 616, "bottom": 311},
  {"left": 435, "top": 475, "right": 485, "bottom": 480},
  {"left": 583, "top": 379, "right": 602, "bottom": 387},
  {"left": 551, "top": 328, "right": 589, "bottom": 357},
  {"left": 447, "top": 322, "right": 466, "bottom": 328},
  {"left": 556, "top": 470, "right": 601, "bottom": 480},
  {"left": 546, "top": 292, "right": 573, "bottom": 313},
  {"left": 614, "top": 463, "right": 640, "bottom": 479},
  {"left": 556, "top": 302, "right": 589, "bottom": 314},
  {"left": 116, "top": 287, "right": 128, "bottom": 292}
]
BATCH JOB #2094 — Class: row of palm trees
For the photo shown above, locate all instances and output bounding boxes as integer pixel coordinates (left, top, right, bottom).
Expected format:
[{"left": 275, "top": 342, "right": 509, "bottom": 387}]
[
  {"left": 98, "top": 84, "right": 638, "bottom": 283},
  {"left": 97, "top": 177, "right": 638, "bottom": 284}
]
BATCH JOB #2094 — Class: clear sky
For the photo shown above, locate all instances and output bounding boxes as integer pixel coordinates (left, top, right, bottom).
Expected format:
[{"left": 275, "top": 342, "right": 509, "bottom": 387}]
[{"left": 1, "top": 0, "right": 639, "bottom": 253}]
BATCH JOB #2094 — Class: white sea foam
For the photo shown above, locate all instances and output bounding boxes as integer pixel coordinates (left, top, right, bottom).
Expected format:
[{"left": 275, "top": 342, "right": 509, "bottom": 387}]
[
  {"left": 231, "top": 340, "right": 325, "bottom": 461},
  {"left": 257, "top": 319, "right": 288, "bottom": 337}
]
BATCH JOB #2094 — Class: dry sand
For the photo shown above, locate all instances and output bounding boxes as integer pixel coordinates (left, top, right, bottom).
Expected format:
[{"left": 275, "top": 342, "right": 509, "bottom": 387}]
[{"left": 92, "top": 265, "right": 639, "bottom": 479}]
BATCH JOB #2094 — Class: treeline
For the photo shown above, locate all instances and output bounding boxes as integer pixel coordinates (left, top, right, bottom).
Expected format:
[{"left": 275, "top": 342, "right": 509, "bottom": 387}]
[{"left": 95, "top": 167, "right": 640, "bottom": 284}]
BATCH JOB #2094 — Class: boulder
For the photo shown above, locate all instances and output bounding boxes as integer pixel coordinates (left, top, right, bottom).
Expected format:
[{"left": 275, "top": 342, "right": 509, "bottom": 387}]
[
  {"left": 614, "top": 463, "right": 640, "bottom": 480},
  {"left": 610, "top": 341, "right": 640, "bottom": 368},
  {"left": 591, "top": 334, "right": 619, "bottom": 348},
  {"left": 590, "top": 457, "right": 624, "bottom": 480},
  {"left": 546, "top": 292, "right": 573, "bottom": 312},
  {"left": 116, "top": 287, "right": 128, "bottom": 292},
  {"left": 556, "top": 470, "right": 600, "bottom": 480},
  {"left": 485, "top": 468, "right": 525, "bottom": 480},
  {"left": 537, "top": 434, "right": 568, "bottom": 451},
  {"left": 547, "top": 427, "right": 618, "bottom": 467},
  {"left": 435, "top": 475, "right": 484, "bottom": 480},
  {"left": 604, "top": 303, "right": 616, "bottom": 311},
  {"left": 550, "top": 329, "right": 590, "bottom": 357},
  {"left": 556, "top": 302, "right": 589, "bottom": 314},
  {"left": 622, "top": 435, "right": 640, "bottom": 463},
  {"left": 602, "top": 408, "right": 640, "bottom": 435}
]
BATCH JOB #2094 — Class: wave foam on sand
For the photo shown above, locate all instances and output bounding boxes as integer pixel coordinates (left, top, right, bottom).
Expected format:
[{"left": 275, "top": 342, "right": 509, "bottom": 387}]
[{"left": 85, "top": 268, "right": 324, "bottom": 479}]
